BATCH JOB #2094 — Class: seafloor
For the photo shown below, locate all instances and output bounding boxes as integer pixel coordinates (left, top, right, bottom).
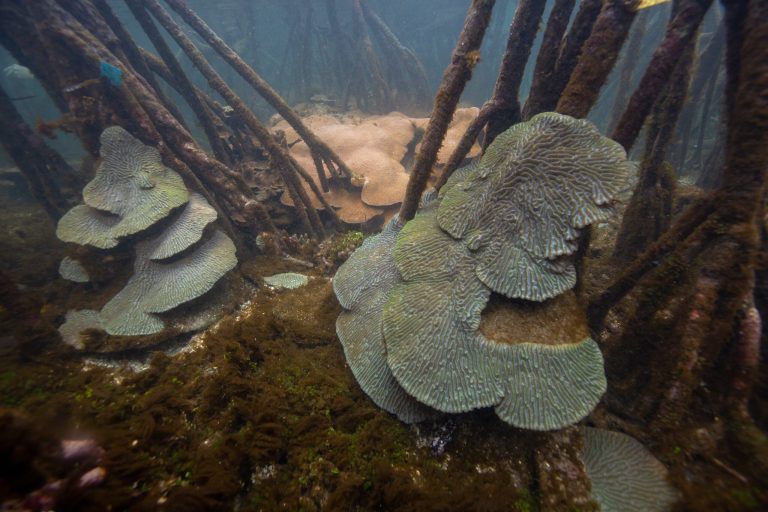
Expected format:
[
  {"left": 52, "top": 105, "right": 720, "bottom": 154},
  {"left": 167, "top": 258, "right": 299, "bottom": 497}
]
[{"left": 0, "top": 178, "right": 762, "bottom": 511}]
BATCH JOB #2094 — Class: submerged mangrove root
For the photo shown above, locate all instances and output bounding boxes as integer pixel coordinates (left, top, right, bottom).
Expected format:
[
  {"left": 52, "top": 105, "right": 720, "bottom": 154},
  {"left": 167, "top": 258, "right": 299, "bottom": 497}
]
[
  {"left": 436, "top": 0, "right": 545, "bottom": 188},
  {"left": 351, "top": 0, "right": 393, "bottom": 113},
  {"left": 360, "top": 0, "right": 431, "bottom": 109},
  {"left": 556, "top": 0, "right": 637, "bottom": 118},
  {"left": 90, "top": 0, "right": 188, "bottom": 132},
  {"left": 397, "top": 0, "right": 496, "bottom": 223},
  {"left": 542, "top": 0, "right": 603, "bottom": 115},
  {"left": 613, "top": 18, "right": 697, "bottom": 261},
  {"left": 138, "top": 48, "right": 249, "bottom": 163},
  {"left": 140, "top": 0, "right": 329, "bottom": 238},
  {"left": 0, "top": 86, "right": 79, "bottom": 220},
  {"left": 611, "top": 0, "right": 713, "bottom": 152},
  {"left": 4, "top": 0, "right": 270, "bottom": 250},
  {"left": 592, "top": 1, "right": 768, "bottom": 472},
  {"left": 607, "top": 7, "right": 647, "bottom": 133},
  {"left": 521, "top": 0, "right": 576, "bottom": 120},
  {"left": 125, "top": 0, "right": 233, "bottom": 166},
  {"left": 482, "top": 0, "right": 547, "bottom": 146},
  {"left": 164, "top": 0, "right": 356, "bottom": 188}
]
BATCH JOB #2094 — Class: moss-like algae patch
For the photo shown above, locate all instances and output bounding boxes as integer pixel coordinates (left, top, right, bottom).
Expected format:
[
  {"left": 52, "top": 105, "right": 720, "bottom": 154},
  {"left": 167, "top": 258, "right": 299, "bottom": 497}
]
[
  {"left": 1, "top": 196, "right": 765, "bottom": 511},
  {"left": 0, "top": 275, "right": 539, "bottom": 511}
]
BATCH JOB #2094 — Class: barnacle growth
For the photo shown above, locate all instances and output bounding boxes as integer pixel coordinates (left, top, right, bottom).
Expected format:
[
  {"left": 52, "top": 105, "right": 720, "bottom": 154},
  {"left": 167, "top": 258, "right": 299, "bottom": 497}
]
[{"left": 334, "top": 112, "right": 630, "bottom": 430}]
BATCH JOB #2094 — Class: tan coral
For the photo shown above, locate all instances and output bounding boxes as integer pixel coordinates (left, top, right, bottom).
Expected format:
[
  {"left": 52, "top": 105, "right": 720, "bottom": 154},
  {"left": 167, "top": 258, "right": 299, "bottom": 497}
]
[
  {"left": 274, "top": 112, "right": 416, "bottom": 223},
  {"left": 413, "top": 106, "right": 481, "bottom": 166}
]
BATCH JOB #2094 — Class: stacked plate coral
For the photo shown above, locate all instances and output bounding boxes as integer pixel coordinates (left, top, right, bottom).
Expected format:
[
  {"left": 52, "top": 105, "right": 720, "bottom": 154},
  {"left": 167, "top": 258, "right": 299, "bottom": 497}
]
[{"left": 333, "top": 112, "right": 632, "bottom": 431}]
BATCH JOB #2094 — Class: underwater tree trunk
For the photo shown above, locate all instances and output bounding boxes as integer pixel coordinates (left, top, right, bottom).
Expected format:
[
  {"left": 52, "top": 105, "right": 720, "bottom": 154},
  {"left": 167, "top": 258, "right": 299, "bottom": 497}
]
[
  {"left": 556, "top": 0, "right": 637, "bottom": 118},
  {"left": 164, "top": 0, "right": 356, "bottom": 187},
  {"left": 398, "top": 0, "right": 496, "bottom": 223},
  {"left": 325, "top": 0, "right": 354, "bottom": 103},
  {"left": 436, "top": 0, "right": 546, "bottom": 188},
  {"left": 611, "top": 0, "right": 713, "bottom": 152},
  {"left": 521, "top": 0, "right": 576, "bottom": 120},
  {"left": 0, "top": 86, "right": 79, "bottom": 220},
  {"left": 590, "top": 2, "right": 768, "bottom": 479}
]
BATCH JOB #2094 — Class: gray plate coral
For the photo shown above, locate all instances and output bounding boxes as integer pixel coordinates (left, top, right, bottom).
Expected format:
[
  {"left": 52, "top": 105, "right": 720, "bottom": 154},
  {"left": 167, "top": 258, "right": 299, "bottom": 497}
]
[
  {"left": 333, "top": 112, "right": 630, "bottom": 430},
  {"left": 581, "top": 427, "right": 677, "bottom": 511},
  {"left": 334, "top": 219, "right": 436, "bottom": 423},
  {"left": 56, "top": 127, "right": 237, "bottom": 344},
  {"left": 56, "top": 126, "right": 189, "bottom": 249}
]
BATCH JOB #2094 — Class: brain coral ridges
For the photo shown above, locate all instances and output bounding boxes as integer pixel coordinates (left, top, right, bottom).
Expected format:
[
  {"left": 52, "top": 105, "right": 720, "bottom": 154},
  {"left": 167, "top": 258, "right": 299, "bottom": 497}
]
[
  {"left": 438, "top": 112, "right": 630, "bottom": 301},
  {"left": 333, "top": 112, "right": 629, "bottom": 430}
]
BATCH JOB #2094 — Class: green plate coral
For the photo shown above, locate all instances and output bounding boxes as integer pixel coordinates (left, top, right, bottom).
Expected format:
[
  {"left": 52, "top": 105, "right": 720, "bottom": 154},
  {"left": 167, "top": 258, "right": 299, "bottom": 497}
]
[
  {"left": 333, "top": 112, "right": 628, "bottom": 430},
  {"left": 57, "top": 126, "right": 189, "bottom": 249}
]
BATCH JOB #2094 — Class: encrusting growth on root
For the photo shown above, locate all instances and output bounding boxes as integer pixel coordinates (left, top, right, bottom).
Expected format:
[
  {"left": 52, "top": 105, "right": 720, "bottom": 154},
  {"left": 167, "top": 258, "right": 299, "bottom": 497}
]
[
  {"left": 436, "top": 0, "right": 546, "bottom": 189},
  {"left": 398, "top": 0, "right": 496, "bottom": 223}
]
